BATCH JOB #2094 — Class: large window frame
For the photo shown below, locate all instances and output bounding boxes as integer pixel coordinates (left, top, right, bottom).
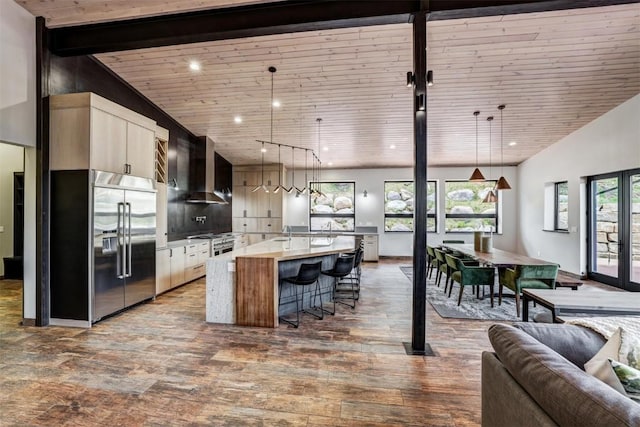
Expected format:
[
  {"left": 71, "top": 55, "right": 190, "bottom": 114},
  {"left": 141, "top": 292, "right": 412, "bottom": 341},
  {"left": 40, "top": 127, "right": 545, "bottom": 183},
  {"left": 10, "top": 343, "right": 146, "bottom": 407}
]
[
  {"left": 554, "top": 181, "right": 569, "bottom": 231},
  {"left": 444, "top": 180, "right": 498, "bottom": 233},
  {"left": 309, "top": 181, "right": 355, "bottom": 232},
  {"left": 383, "top": 180, "right": 437, "bottom": 233}
]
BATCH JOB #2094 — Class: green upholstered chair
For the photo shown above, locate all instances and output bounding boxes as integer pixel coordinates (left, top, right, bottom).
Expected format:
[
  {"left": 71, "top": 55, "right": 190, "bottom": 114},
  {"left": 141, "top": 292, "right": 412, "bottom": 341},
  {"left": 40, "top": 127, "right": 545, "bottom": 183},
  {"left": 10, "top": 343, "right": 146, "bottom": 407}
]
[
  {"left": 434, "top": 248, "right": 449, "bottom": 289},
  {"left": 446, "top": 253, "right": 496, "bottom": 307},
  {"left": 498, "top": 264, "right": 559, "bottom": 317},
  {"left": 426, "top": 245, "right": 438, "bottom": 280}
]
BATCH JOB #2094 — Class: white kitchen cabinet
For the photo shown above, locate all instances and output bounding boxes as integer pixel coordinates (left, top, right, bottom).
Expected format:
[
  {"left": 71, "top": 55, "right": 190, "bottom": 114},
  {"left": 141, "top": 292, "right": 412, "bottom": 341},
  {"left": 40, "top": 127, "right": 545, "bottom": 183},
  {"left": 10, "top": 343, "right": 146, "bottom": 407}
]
[
  {"left": 156, "top": 183, "right": 168, "bottom": 248},
  {"left": 126, "top": 122, "right": 156, "bottom": 178},
  {"left": 363, "top": 235, "right": 379, "bottom": 262},
  {"left": 169, "top": 246, "right": 185, "bottom": 287},
  {"left": 156, "top": 249, "right": 172, "bottom": 295},
  {"left": 90, "top": 108, "right": 127, "bottom": 173},
  {"left": 50, "top": 92, "right": 156, "bottom": 179}
]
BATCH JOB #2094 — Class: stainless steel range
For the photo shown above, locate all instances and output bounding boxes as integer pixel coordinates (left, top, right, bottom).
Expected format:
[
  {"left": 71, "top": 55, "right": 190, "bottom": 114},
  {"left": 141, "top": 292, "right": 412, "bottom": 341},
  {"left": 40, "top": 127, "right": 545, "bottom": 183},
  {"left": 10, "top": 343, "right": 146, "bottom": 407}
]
[
  {"left": 187, "top": 233, "right": 235, "bottom": 256},
  {"left": 212, "top": 234, "right": 235, "bottom": 256}
]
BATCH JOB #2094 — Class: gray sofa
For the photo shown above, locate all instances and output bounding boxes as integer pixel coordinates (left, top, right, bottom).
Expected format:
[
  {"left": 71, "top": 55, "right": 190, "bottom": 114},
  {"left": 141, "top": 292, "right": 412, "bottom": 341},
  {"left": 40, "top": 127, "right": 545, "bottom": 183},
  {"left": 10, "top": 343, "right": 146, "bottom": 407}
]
[{"left": 482, "top": 323, "right": 640, "bottom": 427}]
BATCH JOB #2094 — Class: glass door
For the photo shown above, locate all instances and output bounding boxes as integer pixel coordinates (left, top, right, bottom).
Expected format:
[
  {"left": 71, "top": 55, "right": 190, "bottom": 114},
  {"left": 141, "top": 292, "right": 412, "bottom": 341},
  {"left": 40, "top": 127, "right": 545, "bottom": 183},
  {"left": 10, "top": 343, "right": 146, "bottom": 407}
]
[
  {"left": 588, "top": 169, "right": 640, "bottom": 291},
  {"left": 629, "top": 172, "right": 640, "bottom": 289}
]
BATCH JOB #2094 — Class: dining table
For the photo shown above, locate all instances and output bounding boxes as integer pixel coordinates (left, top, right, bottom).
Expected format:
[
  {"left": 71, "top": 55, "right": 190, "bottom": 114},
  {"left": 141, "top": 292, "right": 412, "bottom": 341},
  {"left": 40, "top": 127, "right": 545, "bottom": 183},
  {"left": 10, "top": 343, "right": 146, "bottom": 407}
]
[{"left": 441, "top": 243, "right": 557, "bottom": 268}]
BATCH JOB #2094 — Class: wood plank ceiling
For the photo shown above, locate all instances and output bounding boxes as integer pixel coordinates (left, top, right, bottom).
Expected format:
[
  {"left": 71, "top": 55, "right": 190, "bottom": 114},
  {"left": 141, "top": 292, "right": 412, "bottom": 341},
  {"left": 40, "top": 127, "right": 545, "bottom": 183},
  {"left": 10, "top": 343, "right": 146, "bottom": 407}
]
[{"left": 17, "top": 1, "right": 640, "bottom": 168}]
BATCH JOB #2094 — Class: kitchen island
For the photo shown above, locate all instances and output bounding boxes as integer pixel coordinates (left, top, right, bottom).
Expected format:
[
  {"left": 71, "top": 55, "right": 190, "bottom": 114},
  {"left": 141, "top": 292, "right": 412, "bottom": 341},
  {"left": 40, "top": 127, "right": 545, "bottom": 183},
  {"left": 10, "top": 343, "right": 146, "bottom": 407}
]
[{"left": 206, "top": 236, "right": 355, "bottom": 327}]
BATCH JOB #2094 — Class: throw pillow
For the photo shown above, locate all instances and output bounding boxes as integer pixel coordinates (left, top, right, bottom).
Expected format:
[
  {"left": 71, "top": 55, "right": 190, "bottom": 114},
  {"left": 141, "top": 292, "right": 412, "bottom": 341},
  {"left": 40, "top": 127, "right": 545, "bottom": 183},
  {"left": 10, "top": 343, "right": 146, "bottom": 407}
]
[
  {"left": 585, "top": 327, "right": 626, "bottom": 394},
  {"left": 619, "top": 328, "right": 640, "bottom": 370},
  {"left": 610, "top": 359, "right": 640, "bottom": 402}
]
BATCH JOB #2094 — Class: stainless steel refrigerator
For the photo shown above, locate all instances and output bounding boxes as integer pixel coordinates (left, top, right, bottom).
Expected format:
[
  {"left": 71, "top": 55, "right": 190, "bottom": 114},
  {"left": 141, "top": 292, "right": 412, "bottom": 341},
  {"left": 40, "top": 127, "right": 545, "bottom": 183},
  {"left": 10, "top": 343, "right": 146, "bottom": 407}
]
[{"left": 51, "top": 170, "right": 156, "bottom": 326}]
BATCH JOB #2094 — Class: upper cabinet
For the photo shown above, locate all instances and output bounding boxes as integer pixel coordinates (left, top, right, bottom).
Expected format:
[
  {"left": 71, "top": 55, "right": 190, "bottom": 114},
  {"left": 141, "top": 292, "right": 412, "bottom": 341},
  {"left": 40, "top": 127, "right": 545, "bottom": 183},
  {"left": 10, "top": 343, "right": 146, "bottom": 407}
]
[{"left": 50, "top": 92, "right": 157, "bottom": 179}]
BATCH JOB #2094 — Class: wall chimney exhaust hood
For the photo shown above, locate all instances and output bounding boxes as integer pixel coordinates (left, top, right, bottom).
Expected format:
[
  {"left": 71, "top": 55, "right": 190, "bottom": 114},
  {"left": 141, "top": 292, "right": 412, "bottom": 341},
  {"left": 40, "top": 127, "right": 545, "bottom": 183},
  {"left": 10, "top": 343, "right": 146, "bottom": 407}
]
[{"left": 186, "top": 136, "right": 228, "bottom": 204}]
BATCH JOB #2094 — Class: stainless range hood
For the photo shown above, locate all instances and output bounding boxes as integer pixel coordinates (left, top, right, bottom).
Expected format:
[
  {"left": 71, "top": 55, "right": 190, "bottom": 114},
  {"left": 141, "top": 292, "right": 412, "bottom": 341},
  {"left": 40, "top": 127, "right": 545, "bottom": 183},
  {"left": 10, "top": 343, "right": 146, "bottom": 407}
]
[{"left": 186, "top": 136, "right": 228, "bottom": 204}]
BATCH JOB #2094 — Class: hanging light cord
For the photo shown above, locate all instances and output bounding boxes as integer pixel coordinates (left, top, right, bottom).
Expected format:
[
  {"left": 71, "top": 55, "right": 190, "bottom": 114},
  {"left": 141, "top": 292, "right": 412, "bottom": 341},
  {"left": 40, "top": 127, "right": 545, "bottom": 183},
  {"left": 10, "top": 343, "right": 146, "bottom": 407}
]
[
  {"left": 500, "top": 106, "right": 504, "bottom": 177},
  {"left": 475, "top": 112, "right": 479, "bottom": 166}
]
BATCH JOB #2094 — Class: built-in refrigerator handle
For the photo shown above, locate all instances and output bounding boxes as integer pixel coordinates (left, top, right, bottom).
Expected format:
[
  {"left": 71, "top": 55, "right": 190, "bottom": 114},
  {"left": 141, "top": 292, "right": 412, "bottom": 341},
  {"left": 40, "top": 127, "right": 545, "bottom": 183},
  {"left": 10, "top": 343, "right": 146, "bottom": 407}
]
[
  {"left": 117, "top": 202, "right": 125, "bottom": 279},
  {"left": 126, "top": 202, "right": 132, "bottom": 278}
]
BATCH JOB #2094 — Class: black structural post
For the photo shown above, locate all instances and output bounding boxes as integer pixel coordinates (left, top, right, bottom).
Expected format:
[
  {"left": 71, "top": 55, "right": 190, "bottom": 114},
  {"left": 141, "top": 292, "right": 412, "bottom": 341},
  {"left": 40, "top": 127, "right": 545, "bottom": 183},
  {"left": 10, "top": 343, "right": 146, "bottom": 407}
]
[
  {"left": 35, "top": 17, "right": 50, "bottom": 326},
  {"left": 404, "top": 6, "right": 433, "bottom": 356}
]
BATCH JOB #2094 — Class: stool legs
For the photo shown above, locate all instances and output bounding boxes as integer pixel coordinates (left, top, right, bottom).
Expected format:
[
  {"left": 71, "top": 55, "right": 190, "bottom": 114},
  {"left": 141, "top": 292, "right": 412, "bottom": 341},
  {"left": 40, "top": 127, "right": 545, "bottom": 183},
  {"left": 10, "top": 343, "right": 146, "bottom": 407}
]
[{"left": 279, "top": 281, "right": 300, "bottom": 328}]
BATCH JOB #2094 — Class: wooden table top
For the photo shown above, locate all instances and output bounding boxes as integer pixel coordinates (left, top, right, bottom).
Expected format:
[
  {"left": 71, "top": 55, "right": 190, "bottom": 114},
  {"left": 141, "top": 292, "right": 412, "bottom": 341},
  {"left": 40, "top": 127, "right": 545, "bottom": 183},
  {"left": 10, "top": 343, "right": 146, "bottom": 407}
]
[
  {"left": 523, "top": 288, "right": 640, "bottom": 311},
  {"left": 442, "top": 244, "right": 557, "bottom": 267}
]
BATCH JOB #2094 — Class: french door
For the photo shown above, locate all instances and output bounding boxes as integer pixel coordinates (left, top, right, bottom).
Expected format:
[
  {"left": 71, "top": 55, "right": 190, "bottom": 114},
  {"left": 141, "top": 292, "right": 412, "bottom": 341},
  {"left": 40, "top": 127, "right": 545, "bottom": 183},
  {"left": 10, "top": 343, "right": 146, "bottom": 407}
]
[{"left": 588, "top": 168, "right": 640, "bottom": 291}]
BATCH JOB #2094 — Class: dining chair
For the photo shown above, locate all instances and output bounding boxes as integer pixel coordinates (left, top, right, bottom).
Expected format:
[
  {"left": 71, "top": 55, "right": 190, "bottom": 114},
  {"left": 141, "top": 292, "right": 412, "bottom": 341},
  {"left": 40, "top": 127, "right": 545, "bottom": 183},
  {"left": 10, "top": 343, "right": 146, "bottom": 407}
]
[
  {"left": 446, "top": 253, "right": 496, "bottom": 307},
  {"left": 498, "top": 264, "right": 559, "bottom": 317}
]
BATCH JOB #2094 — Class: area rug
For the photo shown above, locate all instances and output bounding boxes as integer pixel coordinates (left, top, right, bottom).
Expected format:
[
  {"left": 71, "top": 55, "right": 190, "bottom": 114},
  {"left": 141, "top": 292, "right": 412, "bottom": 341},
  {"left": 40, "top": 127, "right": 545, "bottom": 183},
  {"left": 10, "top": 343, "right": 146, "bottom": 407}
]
[{"left": 400, "top": 266, "right": 545, "bottom": 321}]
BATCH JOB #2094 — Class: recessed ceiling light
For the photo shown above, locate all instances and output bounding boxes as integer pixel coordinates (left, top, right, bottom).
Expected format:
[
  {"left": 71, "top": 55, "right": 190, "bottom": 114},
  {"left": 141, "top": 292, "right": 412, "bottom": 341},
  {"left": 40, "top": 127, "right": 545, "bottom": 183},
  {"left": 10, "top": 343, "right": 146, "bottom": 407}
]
[
  {"left": 390, "top": 144, "right": 396, "bottom": 149},
  {"left": 323, "top": 146, "right": 329, "bottom": 152},
  {"left": 189, "top": 61, "right": 201, "bottom": 71},
  {"left": 272, "top": 100, "right": 281, "bottom": 108},
  {"left": 234, "top": 116, "right": 242, "bottom": 124},
  {"left": 509, "top": 141, "right": 517, "bottom": 146},
  {"left": 328, "top": 162, "right": 334, "bottom": 166}
]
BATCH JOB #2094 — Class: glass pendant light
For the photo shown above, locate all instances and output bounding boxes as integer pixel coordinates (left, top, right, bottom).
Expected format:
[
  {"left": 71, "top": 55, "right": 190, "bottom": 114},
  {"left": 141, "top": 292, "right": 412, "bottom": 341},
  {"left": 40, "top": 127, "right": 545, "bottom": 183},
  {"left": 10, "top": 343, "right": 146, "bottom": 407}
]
[
  {"left": 495, "top": 104, "right": 512, "bottom": 190},
  {"left": 286, "top": 146, "right": 295, "bottom": 194},
  {"left": 482, "top": 116, "right": 497, "bottom": 203},
  {"left": 273, "top": 144, "right": 284, "bottom": 193},
  {"left": 469, "top": 110, "right": 485, "bottom": 181}
]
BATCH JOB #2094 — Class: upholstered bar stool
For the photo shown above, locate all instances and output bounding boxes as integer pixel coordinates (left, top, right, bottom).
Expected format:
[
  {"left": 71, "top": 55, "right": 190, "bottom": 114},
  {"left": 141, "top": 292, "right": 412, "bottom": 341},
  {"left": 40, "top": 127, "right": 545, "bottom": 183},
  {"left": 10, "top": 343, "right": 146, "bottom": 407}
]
[
  {"left": 278, "top": 261, "right": 323, "bottom": 328},
  {"left": 321, "top": 254, "right": 355, "bottom": 313}
]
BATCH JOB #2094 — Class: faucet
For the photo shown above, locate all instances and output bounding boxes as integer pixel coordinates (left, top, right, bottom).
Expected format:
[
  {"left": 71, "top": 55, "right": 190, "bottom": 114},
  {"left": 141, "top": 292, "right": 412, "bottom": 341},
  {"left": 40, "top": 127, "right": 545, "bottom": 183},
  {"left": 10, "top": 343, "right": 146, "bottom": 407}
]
[{"left": 283, "top": 225, "right": 292, "bottom": 242}]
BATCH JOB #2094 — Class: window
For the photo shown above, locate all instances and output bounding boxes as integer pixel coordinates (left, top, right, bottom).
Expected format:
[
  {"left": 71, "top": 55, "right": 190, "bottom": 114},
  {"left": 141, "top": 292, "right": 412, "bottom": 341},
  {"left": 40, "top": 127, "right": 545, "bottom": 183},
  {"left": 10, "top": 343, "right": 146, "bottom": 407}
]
[
  {"left": 543, "top": 181, "right": 569, "bottom": 232},
  {"left": 444, "top": 180, "right": 497, "bottom": 232},
  {"left": 555, "top": 181, "right": 569, "bottom": 231},
  {"left": 309, "top": 182, "right": 355, "bottom": 231},
  {"left": 384, "top": 181, "right": 437, "bottom": 232}
]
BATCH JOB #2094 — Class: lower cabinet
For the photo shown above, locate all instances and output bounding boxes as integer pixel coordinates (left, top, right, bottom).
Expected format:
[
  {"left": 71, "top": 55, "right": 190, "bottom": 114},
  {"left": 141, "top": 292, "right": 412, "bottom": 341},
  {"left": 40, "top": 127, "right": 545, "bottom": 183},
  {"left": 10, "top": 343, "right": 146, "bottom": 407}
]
[
  {"left": 363, "top": 235, "right": 379, "bottom": 262},
  {"left": 158, "top": 241, "right": 210, "bottom": 295},
  {"left": 156, "top": 249, "right": 172, "bottom": 295},
  {"left": 169, "top": 246, "right": 185, "bottom": 288}
]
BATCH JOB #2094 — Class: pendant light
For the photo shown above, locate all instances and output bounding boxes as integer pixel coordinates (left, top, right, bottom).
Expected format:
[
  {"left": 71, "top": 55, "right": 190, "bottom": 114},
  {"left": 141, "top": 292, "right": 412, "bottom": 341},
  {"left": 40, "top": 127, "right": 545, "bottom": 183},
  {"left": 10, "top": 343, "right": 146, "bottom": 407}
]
[
  {"left": 300, "top": 149, "right": 309, "bottom": 194},
  {"left": 495, "top": 104, "right": 512, "bottom": 190},
  {"left": 286, "top": 146, "right": 295, "bottom": 194},
  {"left": 315, "top": 118, "right": 326, "bottom": 197},
  {"left": 469, "top": 110, "right": 485, "bottom": 181},
  {"left": 294, "top": 147, "right": 305, "bottom": 194},
  {"left": 253, "top": 66, "right": 276, "bottom": 193},
  {"left": 252, "top": 141, "right": 269, "bottom": 193},
  {"left": 273, "top": 144, "right": 284, "bottom": 193},
  {"left": 482, "top": 116, "right": 497, "bottom": 203}
]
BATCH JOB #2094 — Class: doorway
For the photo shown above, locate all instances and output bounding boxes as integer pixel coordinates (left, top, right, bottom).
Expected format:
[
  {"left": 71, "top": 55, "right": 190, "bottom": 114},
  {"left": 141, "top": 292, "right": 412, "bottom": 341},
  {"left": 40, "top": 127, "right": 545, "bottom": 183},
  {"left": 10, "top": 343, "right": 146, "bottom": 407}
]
[{"left": 588, "top": 168, "right": 640, "bottom": 291}]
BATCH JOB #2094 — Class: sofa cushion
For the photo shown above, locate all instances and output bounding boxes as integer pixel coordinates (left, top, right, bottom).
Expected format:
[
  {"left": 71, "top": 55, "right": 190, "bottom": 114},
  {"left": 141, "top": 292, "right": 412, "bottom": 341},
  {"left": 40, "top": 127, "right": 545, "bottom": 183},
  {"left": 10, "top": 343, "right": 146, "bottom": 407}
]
[
  {"left": 513, "top": 322, "right": 606, "bottom": 368},
  {"left": 489, "top": 324, "right": 640, "bottom": 427},
  {"left": 610, "top": 360, "right": 640, "bottom": 402},
  {"left": 585, "top": 328, "right": 627, "bottom": 394}
]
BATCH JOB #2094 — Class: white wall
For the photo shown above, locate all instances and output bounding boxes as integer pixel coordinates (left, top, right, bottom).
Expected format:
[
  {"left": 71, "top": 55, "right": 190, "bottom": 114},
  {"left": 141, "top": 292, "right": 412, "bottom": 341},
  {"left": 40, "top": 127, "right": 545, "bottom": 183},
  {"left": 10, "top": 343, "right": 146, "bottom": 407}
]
[
  {"left": 0, "top": 143, "right": 25, "bottom": 275},
  {"left": 518, "top": 94, "right": 640, "bottom": 275},
  {"left": 0, "top": 1, "right": 37, "bottom": 320},
  {"left": 285, "top": 165, "right": 518, "bottom": 256},
  {"left": 0, "top": 0, "right": 36, "bottom": 147}
]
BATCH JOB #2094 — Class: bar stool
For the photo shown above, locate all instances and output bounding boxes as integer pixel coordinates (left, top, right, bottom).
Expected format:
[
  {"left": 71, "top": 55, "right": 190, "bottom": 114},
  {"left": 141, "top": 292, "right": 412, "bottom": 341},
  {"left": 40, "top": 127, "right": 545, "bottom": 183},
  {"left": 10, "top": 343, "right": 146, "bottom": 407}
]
[
  {"left": 278, "top": 261, "right": 323, "bottom": 328},
  {"left": 321, "top": 254, "right": 355, "bottom": 313}
]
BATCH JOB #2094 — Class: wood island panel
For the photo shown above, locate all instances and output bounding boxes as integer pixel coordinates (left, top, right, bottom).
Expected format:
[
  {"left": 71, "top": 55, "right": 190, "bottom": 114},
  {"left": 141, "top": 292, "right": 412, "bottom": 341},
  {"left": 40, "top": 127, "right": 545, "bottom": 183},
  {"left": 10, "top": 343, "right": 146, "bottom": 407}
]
[{"left": 235, "top": 257, "right": 278, "bottom": 327}]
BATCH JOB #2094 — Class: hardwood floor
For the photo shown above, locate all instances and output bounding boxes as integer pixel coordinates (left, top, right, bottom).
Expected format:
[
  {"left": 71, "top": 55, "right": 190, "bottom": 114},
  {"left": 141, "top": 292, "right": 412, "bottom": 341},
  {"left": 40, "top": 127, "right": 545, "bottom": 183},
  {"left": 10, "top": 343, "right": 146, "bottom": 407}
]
[{"left": 0, "top": 261, "right": 499, "bottom": 426}]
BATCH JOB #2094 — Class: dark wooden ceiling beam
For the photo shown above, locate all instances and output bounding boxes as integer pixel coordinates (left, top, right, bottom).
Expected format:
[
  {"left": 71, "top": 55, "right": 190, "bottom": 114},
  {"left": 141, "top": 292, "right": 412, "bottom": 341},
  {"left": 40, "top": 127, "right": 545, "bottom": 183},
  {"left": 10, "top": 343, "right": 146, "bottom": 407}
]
[
  {"left": 428, "top": 0, "right": 639, "bottom": 20},
  {"left": 49, "top": 0, "right": 420, "bottom": 56},
  {"left": 48, "top": 0, "right": 637, "bottom": 56}
]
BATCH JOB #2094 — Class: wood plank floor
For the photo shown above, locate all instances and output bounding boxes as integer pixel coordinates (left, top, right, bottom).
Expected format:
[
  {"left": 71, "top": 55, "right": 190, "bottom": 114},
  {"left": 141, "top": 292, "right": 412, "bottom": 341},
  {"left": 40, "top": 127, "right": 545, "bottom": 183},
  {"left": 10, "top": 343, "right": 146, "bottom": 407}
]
[{"left": 0, "top": 260, "right": 502, "bottom": 426}]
